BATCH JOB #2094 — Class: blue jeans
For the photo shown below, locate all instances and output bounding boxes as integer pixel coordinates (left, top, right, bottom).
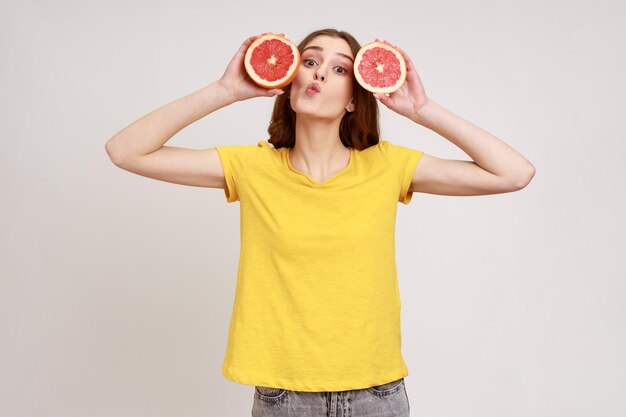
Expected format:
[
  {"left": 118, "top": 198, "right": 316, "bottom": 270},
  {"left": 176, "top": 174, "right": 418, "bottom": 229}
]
[{"left": 251, "top": 377, "right": 410, "bottom": 417}]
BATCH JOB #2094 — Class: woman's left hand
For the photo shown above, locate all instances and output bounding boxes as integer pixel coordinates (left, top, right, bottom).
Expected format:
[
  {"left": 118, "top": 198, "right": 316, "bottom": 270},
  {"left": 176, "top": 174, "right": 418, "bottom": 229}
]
[{"left": 372, "top": 39, "right": 430, "bottom": 120}]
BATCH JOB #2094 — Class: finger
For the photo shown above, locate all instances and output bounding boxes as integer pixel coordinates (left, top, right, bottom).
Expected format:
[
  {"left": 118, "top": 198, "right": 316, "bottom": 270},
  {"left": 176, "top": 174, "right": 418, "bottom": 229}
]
[
  {"left": 393, "top": 44, "right": 410, "bottom": 61},
  {"left": 373, "top": 92, "right": 387, "bottom": 102},
  {"left": 391, "top": 45, "right": 418, "bottom": 74},
  {"left": 370, "top": 39, "right": 402, "bottom": 59},
  {"left": 376, "top": 38, "right": 400, "bottom": 52},
  {"left": 376, "top": 93, "right": 394, "bottom": 109},
  {"left": 242, "top": 35, "right": 258, "bottom": 49},
  {"left": 396, "top": 48, "right": 420, "bottom": 79},
  {"left": 264, "top": 88, "right": 284, "bottom": 97}
]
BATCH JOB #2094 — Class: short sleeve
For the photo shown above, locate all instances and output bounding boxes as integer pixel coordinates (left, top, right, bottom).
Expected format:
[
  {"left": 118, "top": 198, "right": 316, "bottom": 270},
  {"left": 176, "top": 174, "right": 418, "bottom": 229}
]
[
  {"left": 215, "top": 146, "right": 240, "bottom": 203},
  {"left": 214, "top": 142, "right": 268, "bottom": 203},
  {"left": 381, "top": 140, "right": 424, "bottom": 205}
]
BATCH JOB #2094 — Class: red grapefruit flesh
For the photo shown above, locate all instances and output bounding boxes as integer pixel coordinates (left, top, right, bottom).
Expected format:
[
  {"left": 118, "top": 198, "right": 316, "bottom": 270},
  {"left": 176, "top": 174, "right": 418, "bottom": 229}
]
[
  {"left": 354, "top": 41, "right": 407, "bottom": 94},
  {"left": 244, "top": 33, "right": 301, "bottom": 89}
]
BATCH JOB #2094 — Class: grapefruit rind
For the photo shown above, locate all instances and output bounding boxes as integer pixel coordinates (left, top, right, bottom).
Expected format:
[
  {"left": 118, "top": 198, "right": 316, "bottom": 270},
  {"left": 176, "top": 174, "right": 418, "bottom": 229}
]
[
  {"left": 354, "top": 41, "right": 407, "bottom": 94},
  {"left": 244, "top": 33, "right": 301, "bottom": 89}
]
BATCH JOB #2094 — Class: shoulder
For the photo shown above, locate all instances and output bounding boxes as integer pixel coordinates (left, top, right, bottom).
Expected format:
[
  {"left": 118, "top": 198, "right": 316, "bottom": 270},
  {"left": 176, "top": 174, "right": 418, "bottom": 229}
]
[
  {"left": 216, "top": 140, "right": 266, "bottom": 152},
  {"left": 216, "top": 140, "right": 274, "bottom": 158},
  {"left": 215, "top": 140, "right": 282, "bottom": 172},
  {"left": 357, "top": 140, "right": 388, "bottom": 157},
  {"left": 370, "top": 139, "right": 423, "bottom": 162}
]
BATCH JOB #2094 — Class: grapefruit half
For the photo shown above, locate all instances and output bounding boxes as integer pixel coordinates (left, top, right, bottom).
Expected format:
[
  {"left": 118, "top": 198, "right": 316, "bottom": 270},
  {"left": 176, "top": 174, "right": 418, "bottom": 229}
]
[
  {"left": 244, "top": 33, "right": 301, "bottom": 89},
  {"left": 354, "top": 41, "right": 407, "bottom": 94}
]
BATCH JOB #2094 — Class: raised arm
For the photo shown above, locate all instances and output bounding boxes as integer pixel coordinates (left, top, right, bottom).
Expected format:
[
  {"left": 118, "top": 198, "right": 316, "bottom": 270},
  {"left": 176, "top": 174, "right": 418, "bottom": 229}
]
[
  {"left": 373, "top": 39, "right": 535, "bottom": 196},
  {"left": 104, "top": 34, "right": 284, "bottom": 188},
  {"left": 408, "top": 99, "right": 536, "bottom": 196}
]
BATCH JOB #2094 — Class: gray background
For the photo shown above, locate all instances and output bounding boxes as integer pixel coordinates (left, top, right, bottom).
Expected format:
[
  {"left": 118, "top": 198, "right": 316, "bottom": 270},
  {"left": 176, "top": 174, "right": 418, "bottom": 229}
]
[{"left": 1, "top": 0, "right": 625, "bottom": 416}]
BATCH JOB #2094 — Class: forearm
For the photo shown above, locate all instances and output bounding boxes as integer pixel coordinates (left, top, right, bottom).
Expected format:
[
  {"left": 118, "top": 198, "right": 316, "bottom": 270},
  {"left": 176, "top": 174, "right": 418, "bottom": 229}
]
[
  {"left": 105, "top": 80, "right": 236, "bottom": 163},
  {"left": 410, "top": 99, "right": 535, "bottom": 181}
]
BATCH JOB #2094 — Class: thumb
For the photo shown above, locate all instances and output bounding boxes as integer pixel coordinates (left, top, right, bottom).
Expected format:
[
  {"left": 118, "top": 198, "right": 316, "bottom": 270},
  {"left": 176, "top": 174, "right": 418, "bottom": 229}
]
[
  {"left": 265, "top": 88, "right": 284, "bottom": 97},
  {"left": 373, "top": 93, "right": 389, "bottom": 105}
]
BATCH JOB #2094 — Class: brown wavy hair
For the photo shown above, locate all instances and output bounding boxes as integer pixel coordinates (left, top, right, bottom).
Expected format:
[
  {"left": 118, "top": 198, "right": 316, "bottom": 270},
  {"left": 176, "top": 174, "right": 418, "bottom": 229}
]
[{"left": 267, "top": 28, "right": 380, "bottom": 151}]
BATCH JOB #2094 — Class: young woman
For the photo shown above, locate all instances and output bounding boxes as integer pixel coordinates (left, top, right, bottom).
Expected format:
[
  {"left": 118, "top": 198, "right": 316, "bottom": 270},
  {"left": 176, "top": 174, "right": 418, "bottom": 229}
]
[{"left": 105, "top": 28, "right": 535, "bottom": 417}]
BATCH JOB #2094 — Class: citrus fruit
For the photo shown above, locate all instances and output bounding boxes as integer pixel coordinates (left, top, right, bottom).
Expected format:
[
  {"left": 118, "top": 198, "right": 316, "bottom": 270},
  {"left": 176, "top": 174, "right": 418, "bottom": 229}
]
[
  {"left": 354, "top": 41, "right": 407, "bottom": 94},
  {"left": 244, "top": 33, "right": 301, "bottom": 89}
]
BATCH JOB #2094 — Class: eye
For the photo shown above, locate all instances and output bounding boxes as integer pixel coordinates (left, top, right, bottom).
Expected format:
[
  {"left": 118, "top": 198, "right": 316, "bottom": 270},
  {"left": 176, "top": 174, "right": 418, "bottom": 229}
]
[
  {"left": 303, "top": 59, "right": 316, "bottom": 67},
  {"left": 335, "top": 66, "right": 347, "bottom": 74}
]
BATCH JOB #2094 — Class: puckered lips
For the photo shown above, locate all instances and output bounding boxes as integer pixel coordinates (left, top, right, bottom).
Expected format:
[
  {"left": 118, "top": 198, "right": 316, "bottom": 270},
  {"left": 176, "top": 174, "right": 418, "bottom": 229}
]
[{"left": 305, "top": 82, "right": 321, "bottom": 96}]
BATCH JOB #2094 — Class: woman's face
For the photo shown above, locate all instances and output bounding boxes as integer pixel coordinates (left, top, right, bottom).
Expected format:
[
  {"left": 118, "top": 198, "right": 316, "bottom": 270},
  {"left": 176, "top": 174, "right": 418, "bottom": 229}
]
[{"left": 289, "top": 35, "right": 355, "bottom": 120}]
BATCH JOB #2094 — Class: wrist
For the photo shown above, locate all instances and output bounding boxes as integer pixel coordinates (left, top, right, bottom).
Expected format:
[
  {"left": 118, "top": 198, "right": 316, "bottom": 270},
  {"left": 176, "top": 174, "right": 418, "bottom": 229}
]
[
  {"left": 410, "top": 97, "right": 434, "bottom": 125},
  {"left": 213, "top": 79, "right": 239, "bottom": 105}
]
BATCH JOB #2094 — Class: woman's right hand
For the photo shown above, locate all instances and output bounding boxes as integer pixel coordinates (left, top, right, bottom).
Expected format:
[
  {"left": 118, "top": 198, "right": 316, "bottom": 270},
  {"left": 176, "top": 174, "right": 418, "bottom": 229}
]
[{"left": 218, "top": 33, "right": 286, "bottom": 102}]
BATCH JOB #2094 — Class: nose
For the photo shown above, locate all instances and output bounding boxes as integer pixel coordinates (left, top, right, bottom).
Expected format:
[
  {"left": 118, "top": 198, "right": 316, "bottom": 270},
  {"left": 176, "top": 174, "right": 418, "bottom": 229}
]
[{"left": 314, "top": 68, "right": 326, "bottom": 82}]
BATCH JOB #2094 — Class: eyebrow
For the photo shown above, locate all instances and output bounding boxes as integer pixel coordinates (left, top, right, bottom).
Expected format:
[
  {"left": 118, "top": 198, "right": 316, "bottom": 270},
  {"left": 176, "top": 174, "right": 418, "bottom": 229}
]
[{"left": 302, "top": 46, "right": 354, "bottom": 63}]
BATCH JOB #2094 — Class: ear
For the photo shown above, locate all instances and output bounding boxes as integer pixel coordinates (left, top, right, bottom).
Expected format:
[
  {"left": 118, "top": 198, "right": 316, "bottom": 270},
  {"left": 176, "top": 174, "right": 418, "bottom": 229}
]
[{"left": 345, "top": 98, "right": 355, "bottom": 113}]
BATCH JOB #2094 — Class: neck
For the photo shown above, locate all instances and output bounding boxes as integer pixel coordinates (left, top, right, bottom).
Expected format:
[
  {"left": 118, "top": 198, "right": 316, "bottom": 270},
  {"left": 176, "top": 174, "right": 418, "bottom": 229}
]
[{"left": 290, "top": 116, "right": 350, "bottom": 177}]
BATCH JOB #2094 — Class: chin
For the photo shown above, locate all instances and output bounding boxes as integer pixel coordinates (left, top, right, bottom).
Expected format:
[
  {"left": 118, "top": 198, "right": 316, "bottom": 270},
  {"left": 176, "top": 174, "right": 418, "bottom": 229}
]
[
  {"left": 296, "top": 112, "right": 344, "bottom": 122},
  {"left": 292, "top": 103, "right": 337, "bottom": 118}
]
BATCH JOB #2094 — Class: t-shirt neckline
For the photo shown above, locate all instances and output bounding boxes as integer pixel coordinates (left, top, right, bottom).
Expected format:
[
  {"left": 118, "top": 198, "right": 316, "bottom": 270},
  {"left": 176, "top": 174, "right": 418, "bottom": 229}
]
[{"left": 286, "top": 146, "right": 354, "bottom": 186}]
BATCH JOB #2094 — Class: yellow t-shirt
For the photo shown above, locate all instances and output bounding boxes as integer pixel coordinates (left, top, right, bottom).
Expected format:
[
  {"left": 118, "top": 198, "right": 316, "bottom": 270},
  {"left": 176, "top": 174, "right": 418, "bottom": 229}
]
[{"left": 215, "top": 139, "right": 423, "bottom": 392}]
